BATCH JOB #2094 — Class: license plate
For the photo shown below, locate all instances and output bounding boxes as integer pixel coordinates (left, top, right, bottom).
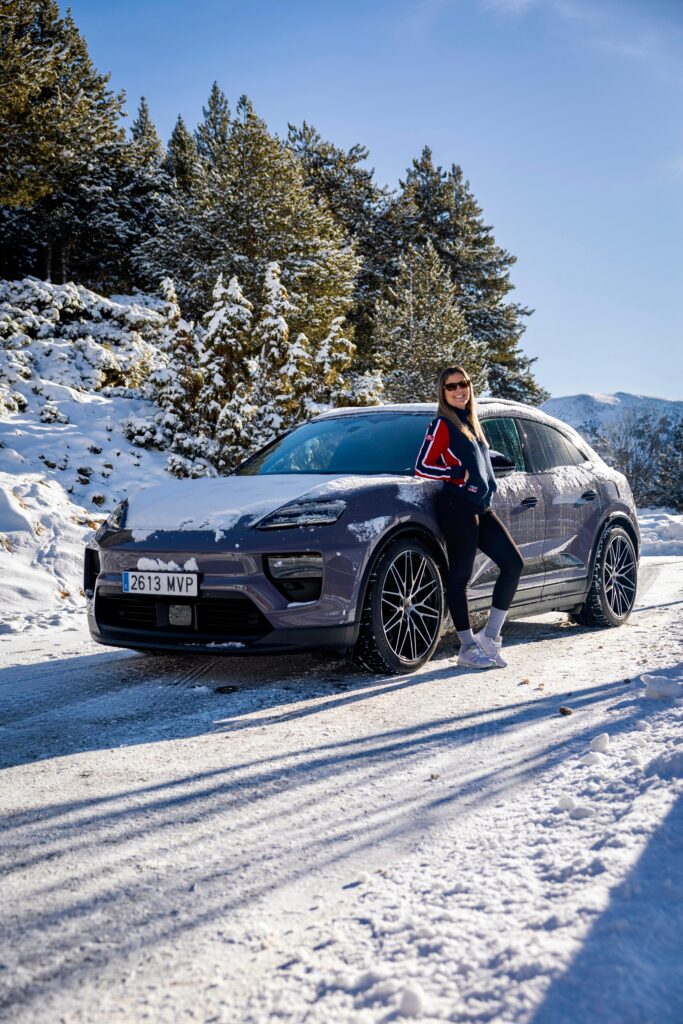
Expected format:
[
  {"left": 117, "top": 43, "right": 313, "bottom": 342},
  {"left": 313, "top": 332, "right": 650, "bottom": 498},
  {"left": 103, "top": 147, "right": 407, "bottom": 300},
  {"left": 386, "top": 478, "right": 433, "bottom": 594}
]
[{"left": 122, "top": 571, "right": 199, "bottom": 597}]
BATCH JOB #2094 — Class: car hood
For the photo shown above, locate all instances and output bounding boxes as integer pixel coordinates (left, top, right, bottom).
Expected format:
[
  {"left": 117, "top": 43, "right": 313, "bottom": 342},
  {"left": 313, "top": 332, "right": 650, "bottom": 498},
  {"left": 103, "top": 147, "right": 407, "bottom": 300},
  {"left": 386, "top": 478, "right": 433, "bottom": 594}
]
[{"left": 123, "top": 474, "right": 360, "bottom": 539}]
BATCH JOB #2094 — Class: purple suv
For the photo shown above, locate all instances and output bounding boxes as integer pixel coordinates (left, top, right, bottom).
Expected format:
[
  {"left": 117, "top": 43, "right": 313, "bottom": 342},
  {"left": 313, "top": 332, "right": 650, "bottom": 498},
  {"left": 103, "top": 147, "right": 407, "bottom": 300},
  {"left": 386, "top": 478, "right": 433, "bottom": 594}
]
[{"left": 85, "top": 400, "right": 640, "bottom": 674}]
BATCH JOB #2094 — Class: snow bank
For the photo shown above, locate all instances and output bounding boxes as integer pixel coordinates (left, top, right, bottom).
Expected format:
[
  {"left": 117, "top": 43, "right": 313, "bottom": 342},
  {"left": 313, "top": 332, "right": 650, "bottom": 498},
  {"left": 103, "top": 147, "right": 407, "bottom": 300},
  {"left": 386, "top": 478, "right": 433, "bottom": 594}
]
[
  {"left": 638, "top": 508, "right": 683, "bottom": 556},
  {"left": 641, "top": 673, "right": 683, "bottom": 700}
]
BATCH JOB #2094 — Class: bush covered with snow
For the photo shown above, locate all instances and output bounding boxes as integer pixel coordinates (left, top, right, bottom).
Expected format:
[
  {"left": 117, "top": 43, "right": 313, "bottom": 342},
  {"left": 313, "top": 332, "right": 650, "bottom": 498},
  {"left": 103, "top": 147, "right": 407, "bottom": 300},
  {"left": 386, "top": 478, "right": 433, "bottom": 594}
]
[{"left": 0, "top": 278, "right": 173, "bottom": 411}]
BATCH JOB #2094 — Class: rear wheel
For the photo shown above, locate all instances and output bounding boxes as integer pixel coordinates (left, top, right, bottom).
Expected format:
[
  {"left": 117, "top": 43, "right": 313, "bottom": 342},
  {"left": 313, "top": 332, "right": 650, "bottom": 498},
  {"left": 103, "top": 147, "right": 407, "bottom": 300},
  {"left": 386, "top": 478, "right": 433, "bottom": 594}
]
[
  {"left": 571, "top": 524, "right": 637, "bottom": 627},
  {"left": 352, "top": 538, "right": 444, "bottom": 675}
]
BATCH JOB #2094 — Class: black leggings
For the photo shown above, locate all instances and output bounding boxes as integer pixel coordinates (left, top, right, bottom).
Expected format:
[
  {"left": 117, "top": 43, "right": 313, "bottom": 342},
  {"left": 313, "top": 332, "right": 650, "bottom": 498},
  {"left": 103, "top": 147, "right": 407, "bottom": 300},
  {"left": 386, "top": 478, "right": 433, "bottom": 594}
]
[{"left": 437, "top": 488, "right": 523, "bottom": 632}]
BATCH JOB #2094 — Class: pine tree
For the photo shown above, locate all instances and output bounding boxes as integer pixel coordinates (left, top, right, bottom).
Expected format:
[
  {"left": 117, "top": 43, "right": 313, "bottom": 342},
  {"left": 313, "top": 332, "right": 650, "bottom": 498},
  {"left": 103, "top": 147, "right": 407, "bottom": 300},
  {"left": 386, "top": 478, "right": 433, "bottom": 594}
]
[
  {"left": 372, "top": 241, "right": 485, "bottom": 403},
  {"left": 195, "top": 81, "right": 230, "bottom": 168},
  {"left": 251, "top": 262, "right": 312, "bottom": 445},
  {"left": 130, "top": 96, "right": 164, "bottom": 167},
  {"left": 163, "top": 116, "right": 203, "bottom": 195},
  {"left": 392, "top": 148, "right": 547, "bottom": 403},
  {"left": 311, "top": 316, "right": 356, "bottom": 408},
  {"left": 213, "top": 97, "right": 359, "bottom": 343},
  {"left": 288, "top": 121, "right": 392, "bottom": 358},
  {"left": 198, "top": 273, "right": 253, "bottom": 433},
  {"left": 0, "top": 1, "right": 125, "bottom": 210},
  {"left": 0, "top": 1, "right": 162, "bottom": 289}
]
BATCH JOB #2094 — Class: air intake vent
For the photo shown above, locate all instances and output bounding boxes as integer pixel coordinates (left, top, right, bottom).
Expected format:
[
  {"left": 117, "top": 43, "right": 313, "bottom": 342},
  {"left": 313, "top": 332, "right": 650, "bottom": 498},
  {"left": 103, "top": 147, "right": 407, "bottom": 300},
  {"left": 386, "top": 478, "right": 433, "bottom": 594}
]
[{"left": 96, "top": 594, "right": 270, "bottom": 641}]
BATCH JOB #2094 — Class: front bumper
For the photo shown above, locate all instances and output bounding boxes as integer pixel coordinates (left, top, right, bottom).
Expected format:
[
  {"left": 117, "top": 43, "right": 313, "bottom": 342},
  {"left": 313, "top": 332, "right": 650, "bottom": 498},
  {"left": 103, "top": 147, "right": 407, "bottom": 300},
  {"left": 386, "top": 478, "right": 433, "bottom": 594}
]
[
  {"left": 86, "top": 544, "right": 364, "bottom": 654},
  {"left": 89, "top": 620, "right": 359, "bottom": 655}
]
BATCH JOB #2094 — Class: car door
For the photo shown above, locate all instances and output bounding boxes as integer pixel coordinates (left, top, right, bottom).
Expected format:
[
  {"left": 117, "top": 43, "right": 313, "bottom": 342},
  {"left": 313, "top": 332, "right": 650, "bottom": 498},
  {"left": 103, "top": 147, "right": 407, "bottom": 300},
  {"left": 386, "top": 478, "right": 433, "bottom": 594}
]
[
  {"left": 516, "top": 418, "right": 603, "bottom": 594},
  {"left": 470, "top": 415, "right": 546, "bottom": 603}
]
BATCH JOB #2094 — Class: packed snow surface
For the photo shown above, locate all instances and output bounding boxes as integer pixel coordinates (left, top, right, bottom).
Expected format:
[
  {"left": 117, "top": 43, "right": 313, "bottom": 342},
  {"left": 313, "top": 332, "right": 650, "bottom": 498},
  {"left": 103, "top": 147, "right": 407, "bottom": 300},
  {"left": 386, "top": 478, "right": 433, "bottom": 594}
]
[{"left": 0, "top": 557, "right": 682, "bottom": 1023}]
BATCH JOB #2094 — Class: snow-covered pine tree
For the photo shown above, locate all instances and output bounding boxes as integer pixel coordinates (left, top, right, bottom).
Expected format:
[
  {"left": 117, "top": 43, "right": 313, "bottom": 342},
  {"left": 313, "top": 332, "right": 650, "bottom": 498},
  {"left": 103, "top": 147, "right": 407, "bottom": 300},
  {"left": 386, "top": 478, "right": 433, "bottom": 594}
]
[
  {"left": 250, "top": 262, "right": 312, "bottom": 447},
  {"left": 214, "top": 380, "right": 259, "bottom": 472},
  {"left": 309, "top": 316, "right": 356, "bottom": 411},
  {"left": 391, "top": 148, "right": 547, "bottom": 404},
  {"left": 372, "top": 240, "right": 485, "bottom": 403},
  {"left": 130, "top": 97, "right": 164, "bottom": 167},
  {"left": 149, "top": 278, "right": 204, "bottom": 431},
  {"left": 195, "top": 82, "right": 231, "bottom": 169},
  {"left": 198, "top": 273, "right": 253, "bottom": 436},
  {"left": 142, "top": 96, "right": 360, "bottom": 337}
]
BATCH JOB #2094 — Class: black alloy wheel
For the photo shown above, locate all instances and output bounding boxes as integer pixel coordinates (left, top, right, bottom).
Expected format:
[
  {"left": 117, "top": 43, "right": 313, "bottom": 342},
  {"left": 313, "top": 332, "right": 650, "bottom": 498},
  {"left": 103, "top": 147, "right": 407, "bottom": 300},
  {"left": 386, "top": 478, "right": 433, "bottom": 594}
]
[
  {"left": 571, "top": 524, "right": 638, "bottom": 627},
  {"left": 352, "top": 537, "right": 444, "bottom": 675}
]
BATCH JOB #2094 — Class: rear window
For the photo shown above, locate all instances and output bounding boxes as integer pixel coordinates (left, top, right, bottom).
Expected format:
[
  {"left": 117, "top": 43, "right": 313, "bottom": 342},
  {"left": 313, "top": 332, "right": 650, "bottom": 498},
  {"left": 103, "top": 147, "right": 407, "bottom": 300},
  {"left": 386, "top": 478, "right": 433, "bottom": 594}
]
[
  {"left": 519, "top": 420, "right": 585, "bottom": 472},
  {"left": 236, "top": 413, "right": 432, "bottom": 475}
]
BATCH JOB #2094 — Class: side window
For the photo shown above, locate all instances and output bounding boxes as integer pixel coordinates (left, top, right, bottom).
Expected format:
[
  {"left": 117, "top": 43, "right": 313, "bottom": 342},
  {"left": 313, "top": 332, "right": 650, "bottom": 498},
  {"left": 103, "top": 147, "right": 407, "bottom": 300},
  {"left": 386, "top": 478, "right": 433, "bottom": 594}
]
[
  {"left": 482, "top": 417, "right": 525, "bottom": 471},
  {"left": 519, "top": 420, "right": 578, "bottom": 471}
]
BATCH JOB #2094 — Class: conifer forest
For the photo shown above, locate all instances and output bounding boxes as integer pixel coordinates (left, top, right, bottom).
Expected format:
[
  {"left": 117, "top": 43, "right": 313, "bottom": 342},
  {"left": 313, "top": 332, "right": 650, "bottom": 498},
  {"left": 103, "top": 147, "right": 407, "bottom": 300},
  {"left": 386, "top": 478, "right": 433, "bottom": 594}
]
[{"left": 0, "top": 0, "right": 549, "bottom": 474}]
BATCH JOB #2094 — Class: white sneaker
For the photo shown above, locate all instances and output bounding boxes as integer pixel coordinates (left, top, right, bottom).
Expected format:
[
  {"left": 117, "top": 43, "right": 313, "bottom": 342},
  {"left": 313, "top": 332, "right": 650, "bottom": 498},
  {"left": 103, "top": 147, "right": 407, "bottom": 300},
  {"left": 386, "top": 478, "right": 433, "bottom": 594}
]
[
  {"left": 457, "top": 642, "right": 496, "bottom": 669},
  {"left": 476, "top": 629, "right": 507, "bottom": 668}
]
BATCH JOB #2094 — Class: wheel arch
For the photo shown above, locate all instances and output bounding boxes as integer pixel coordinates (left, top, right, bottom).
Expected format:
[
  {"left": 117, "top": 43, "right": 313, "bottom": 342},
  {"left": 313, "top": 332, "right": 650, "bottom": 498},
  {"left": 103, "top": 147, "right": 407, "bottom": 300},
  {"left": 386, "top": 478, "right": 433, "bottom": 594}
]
[
  {"left": 588, "top": 512, "right": 640, "bottom": 580},
  {"left": 355, "top": 523, "right": 447, "bottom": 618}
]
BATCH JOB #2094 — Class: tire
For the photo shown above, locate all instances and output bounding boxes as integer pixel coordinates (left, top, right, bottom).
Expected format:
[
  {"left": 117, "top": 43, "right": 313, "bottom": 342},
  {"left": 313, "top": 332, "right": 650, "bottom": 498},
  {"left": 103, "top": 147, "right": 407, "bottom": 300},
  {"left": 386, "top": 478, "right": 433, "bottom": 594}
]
[
  {"left": 352, "top": 537, "right": 444, "bottom": 675},
  {"left": 570, "top": 524, "right": 637, "bottom": 627}
]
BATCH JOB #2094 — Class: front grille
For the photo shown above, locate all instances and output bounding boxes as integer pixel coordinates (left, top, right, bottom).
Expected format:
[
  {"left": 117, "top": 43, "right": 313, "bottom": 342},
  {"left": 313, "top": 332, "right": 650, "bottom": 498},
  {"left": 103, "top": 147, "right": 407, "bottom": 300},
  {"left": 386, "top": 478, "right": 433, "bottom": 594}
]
[
  {"left": 196, "top": 598, "right": 267, "bottom": 635},
  {"left": 96, "top": 594, "right": 271, "bottom": 641},
  {"left": 98, "top": 595, "right": 157, "bottom": 628}
]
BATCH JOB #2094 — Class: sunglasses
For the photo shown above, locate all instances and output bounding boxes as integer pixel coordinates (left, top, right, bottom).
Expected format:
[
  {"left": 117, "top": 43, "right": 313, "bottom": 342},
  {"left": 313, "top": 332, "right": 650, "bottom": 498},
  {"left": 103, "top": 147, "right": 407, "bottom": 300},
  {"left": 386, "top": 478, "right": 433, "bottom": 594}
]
[{"left": 444, "top": 380, "right": 470, "bottom": 392}]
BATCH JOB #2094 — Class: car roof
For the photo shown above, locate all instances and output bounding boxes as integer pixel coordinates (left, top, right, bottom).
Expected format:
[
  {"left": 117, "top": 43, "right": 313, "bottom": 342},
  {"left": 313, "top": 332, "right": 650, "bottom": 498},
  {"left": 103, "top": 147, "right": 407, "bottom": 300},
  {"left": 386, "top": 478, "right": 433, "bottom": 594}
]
[{"left": 311, "top": 400, "right": 590, "bottom": 447}]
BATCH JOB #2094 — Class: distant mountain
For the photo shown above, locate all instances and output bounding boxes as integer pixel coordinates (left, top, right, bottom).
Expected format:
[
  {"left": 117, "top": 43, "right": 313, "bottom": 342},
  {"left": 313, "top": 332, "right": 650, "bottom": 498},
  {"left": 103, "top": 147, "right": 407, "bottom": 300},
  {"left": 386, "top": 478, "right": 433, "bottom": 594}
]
[{"left": 541, "top": 392, "right": 683, "bottom": 436}]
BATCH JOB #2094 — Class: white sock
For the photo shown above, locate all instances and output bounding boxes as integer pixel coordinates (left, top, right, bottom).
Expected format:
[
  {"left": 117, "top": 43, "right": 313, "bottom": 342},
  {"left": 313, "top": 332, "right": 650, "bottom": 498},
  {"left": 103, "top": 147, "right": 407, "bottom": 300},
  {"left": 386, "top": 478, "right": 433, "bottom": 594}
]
[
  {"left": 485, "top": 607, "right": 507, "bottom": 641},
  {"left": 457, "top": 628, "right": 476, "bottom": 650}
]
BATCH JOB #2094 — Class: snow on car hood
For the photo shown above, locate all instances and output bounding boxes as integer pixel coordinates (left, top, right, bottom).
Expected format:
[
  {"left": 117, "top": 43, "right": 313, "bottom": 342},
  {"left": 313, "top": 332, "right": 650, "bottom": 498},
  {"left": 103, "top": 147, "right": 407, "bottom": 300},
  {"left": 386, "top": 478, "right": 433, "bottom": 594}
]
[{"left": 124, "top": 474, "right": 348, "bottom": 539}]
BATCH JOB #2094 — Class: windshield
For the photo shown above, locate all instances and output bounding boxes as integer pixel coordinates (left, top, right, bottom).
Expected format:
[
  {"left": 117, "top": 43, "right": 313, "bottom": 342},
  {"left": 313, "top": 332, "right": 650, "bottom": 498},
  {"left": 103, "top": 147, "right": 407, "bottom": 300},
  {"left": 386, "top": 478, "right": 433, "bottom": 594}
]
[{"left": 236, "top": 413, "right": 433, "bottom": 475}]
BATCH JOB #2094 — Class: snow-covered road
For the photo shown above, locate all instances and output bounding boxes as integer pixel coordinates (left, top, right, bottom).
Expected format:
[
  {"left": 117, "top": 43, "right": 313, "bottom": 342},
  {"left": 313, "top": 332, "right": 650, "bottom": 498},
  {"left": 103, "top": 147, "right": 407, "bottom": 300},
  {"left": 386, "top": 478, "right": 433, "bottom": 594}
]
[{"left": 1, "top": 557, "right": 682, "bottom": 1024}]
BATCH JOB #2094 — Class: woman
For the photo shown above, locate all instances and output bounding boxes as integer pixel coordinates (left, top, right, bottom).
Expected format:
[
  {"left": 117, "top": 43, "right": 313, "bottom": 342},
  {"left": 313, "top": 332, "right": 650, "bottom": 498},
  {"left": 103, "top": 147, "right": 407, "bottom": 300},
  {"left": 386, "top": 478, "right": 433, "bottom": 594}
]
[{"left": 415, "top": 366, "right": 523, "bottom": 668}]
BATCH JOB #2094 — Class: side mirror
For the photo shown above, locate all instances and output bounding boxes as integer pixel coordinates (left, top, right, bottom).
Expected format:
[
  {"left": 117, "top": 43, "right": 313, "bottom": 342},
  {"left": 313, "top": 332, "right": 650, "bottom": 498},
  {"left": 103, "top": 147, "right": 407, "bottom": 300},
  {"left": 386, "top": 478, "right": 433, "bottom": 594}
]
[{"left": 490, "top": 450, "right": 516, "bottom": 477}]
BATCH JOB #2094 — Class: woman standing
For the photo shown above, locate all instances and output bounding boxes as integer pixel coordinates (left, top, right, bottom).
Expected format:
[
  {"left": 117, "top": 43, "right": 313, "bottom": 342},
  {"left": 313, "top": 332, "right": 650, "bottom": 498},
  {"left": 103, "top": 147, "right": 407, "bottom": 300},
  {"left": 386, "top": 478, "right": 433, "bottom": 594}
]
[{"left": 415, "top": 366, "right": 523, "bottom": 668}]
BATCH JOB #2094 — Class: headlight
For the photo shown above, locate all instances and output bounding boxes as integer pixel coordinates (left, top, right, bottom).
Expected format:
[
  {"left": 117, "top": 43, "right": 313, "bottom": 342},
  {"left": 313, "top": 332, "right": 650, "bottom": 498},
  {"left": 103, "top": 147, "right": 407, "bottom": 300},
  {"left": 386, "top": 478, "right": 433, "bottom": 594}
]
[
  {"left": 255, "top": 499, "right": 346, "bottom": 530},
  {"left": 95, "top": 500, "right": 127, "bottom": 539}
]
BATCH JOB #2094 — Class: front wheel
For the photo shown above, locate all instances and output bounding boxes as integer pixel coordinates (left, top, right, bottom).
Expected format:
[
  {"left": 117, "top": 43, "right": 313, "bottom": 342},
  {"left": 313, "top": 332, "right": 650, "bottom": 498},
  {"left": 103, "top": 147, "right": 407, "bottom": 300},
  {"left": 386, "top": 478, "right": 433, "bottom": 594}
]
[
  {"left": 352, "top": 538, "right": 444, "bottom": 675},
  {"left": 571, "top": 525, "right": 637, "bottom": 627}
]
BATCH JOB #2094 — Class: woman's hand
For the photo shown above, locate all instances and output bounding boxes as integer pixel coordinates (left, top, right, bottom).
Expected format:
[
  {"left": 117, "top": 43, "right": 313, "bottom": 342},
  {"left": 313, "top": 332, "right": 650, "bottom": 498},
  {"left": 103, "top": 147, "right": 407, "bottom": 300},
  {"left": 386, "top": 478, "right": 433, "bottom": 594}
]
[{"left": 463, "top": 469, "right": 470, "bottom": 482}]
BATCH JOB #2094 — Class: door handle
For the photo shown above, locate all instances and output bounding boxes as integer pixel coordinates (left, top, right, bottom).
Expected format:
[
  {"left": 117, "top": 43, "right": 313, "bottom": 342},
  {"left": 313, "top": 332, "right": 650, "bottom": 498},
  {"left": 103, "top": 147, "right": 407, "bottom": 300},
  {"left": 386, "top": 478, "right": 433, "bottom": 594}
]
[
  {"left": 581, "top": 490, "right": 597, "bottom": 501},
  {"left": 521, "top": 496, "right": 538, "bottom": 507}
]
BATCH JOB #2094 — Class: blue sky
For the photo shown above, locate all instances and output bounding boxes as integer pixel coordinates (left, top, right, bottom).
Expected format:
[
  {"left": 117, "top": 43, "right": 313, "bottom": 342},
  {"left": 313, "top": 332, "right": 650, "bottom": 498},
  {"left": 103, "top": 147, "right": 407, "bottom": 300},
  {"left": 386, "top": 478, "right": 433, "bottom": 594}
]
[{"left": 67, "top": 0, "right": 683, "bottom": 399}]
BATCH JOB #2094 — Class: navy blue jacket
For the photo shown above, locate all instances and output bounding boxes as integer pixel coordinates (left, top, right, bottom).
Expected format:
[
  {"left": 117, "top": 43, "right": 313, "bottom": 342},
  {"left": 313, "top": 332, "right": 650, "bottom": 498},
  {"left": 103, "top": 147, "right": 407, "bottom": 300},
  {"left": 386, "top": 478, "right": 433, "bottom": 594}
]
[{"left": 415, "top": 415, "right": 497, "bottom": 509}]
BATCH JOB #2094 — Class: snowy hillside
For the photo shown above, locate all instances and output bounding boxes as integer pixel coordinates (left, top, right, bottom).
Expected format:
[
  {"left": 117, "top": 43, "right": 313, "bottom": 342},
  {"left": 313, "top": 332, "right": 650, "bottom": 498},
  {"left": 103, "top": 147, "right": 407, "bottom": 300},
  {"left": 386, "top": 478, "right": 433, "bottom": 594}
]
[
  {"left": 542, "top": 391, "right": 683, "bottom": 435},
  {"left": 0, "top": 279, "right": 175, "bottom": 632}
]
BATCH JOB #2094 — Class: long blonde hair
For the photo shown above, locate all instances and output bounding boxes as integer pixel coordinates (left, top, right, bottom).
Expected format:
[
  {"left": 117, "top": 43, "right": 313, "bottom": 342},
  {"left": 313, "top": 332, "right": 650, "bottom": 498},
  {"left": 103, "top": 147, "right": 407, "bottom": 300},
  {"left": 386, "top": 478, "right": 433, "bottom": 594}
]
[{"left": 436, "top": 365, "right": 486, "bottom": 443}]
